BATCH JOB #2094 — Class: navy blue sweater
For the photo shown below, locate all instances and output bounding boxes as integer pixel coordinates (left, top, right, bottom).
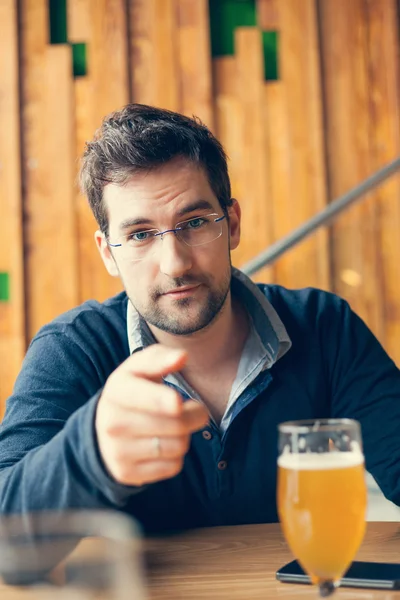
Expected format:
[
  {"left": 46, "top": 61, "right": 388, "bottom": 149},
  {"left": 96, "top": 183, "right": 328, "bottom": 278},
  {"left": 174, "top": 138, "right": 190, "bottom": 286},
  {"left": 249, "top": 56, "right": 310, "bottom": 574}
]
[{"left": 0, "top": 284, "right": 399, "bottom": 533}]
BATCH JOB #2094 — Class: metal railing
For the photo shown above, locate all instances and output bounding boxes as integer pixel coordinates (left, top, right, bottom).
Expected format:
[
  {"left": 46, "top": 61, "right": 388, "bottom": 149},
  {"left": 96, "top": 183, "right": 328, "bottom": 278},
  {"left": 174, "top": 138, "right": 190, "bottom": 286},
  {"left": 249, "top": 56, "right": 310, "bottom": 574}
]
[{"left": 241, "top": 157, "right": 400, "bottom": 277}]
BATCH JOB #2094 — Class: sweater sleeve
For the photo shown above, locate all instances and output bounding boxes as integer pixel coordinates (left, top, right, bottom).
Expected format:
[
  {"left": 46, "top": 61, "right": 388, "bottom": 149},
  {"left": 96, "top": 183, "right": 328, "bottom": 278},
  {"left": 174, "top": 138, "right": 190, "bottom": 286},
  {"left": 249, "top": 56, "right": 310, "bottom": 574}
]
[
  {"left": 0, "top": 329, "right": 141, "bottom": 514},
  {"left": 324, "top": 297, "right": 400, "bottom": 505}
]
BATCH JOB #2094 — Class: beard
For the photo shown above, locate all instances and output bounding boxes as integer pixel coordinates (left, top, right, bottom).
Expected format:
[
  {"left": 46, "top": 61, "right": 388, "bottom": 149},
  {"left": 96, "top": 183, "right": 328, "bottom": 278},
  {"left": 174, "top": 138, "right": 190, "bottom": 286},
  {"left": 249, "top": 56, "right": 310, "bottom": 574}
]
[{"left": 129, "top": 266, "right": 232, "bottom": 336}]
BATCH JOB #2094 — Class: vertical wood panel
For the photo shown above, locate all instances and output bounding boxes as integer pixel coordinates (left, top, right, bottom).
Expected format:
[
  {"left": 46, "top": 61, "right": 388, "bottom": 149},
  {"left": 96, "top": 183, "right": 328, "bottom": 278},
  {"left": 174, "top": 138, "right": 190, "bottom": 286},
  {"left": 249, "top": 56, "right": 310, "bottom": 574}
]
[
  {"left": 67, "top": 0, "right": 91, "bottom": 41},
  {"left": 213, "top": 57, "right": 243, "bottom": 205},
  {"left": 68, "top": 0, "right": 96, "bottom": 308},
  {"left": 127, "top": 0, "right": 153, "bottom": 104},
  {"left": 44, "top": 46, "right": 78, "bottom": 318},
  {"left": 74, "top": 76, "right": 97, "bottom": 300},
  {"left": 128, "top": 0, "right": 180, "bottom": 110},
  {"left": 319, "top": 0, "right": 384, "bottom": 340},
  {"left": 0, "top": 0, "right": 25, "bottom": 412},
  {"left": 235, "top": 28, "right": 272, "bottom": 283},
  {"left": 366, "top": 0, "right": 400, "bottom": 363},
  {"left": 263, "top": 81, "right": 293, "bottom": 284},
  {"left": 176, "top": 0, "right": 214, "bottom": 128},
  {"left": 19, "top": 0, "right": 48, "bottom": 336},
  {"left": 152, "top": 0, "right": 180, "bottom": 110},
  {"left": 71, "top": 0, "right": 129, "bottom": 303},
  {"left": 23, "top": 40, "right": 78, "bottom": 338},
  {"left": 278, "top": 0, "right": 330, "bottom": 290},
  {"left": 257, "top": 0, "right": 280, "bottom": 29},
  {"left": 20, "top": 0, "right": 48, "bottom": 339},
  {"left": 21, "top": 0, "right": 78, "bottom": 338}
]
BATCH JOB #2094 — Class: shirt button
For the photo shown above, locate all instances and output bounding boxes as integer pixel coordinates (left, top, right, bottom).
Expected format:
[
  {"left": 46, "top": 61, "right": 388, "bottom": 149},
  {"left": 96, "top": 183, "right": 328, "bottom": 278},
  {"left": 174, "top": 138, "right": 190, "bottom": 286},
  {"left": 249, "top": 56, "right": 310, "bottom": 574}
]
[
  {"left": 202, "top": 430, "right": 212, "bottom": 440},
  {"left": 217, "top": 460, "right": 228, "bottom": 470}
]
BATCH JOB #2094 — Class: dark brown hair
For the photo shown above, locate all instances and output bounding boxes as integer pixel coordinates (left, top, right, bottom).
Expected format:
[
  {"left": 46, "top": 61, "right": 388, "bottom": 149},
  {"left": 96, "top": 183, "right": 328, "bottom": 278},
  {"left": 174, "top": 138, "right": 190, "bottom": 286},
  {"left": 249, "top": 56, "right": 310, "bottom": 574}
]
[{"left": 79, "top": 104, "right": 232, "bottom": 234}]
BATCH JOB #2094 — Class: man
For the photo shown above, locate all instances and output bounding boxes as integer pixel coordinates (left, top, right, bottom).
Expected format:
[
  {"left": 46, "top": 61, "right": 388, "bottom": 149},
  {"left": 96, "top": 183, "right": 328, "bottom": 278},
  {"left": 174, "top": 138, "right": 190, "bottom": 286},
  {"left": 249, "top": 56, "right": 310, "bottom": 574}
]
[{"left": 0, "top": 104, "right": 399, "bottom": 533}]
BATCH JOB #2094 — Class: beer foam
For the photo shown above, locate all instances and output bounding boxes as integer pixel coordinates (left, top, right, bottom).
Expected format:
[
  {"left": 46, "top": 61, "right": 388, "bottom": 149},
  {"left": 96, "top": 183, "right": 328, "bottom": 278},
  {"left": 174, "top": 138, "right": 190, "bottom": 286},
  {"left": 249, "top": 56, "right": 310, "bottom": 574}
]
[{"left": 278, "top": 450, "right": 364, "bottom": 470}]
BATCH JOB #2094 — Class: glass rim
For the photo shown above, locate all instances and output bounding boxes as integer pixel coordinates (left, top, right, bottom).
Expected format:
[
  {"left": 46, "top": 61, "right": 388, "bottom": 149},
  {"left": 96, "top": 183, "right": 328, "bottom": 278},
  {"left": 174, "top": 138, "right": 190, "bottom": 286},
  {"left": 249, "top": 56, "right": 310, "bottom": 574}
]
[
  {"left": 107, "top": 214, "right": 224, "bottom": 260},
  {"left": 108, "top": 213, "right": 224, "bottom": 244},
  {"left": 278, "top": 418, "right": 360, "bottom": 434},
  {"left": 0, "top": 510, "right": 141, "bottom": 541}
]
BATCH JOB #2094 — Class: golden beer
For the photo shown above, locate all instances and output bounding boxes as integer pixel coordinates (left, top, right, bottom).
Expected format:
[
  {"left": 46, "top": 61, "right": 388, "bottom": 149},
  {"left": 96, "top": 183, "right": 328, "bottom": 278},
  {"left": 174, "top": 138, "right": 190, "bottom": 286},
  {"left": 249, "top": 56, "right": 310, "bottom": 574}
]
[{"left": 278, "top": 451, "right": 367, "bottom": 585}]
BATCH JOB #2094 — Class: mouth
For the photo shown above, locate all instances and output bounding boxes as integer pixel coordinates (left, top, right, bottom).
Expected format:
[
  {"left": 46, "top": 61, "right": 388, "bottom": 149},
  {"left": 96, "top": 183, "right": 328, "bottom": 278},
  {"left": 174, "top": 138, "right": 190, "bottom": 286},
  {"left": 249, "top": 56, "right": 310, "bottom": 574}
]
[{"left": 161, "top": 284, "right": 201, "bottom": 298}]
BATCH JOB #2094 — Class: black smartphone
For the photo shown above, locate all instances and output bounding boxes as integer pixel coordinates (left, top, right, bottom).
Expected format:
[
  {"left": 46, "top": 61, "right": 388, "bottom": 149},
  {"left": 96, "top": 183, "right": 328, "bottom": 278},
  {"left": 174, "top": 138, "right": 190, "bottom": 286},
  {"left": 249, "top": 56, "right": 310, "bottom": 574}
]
[{"left": 276, "top": 559, "right": 400, "bottom": 590}]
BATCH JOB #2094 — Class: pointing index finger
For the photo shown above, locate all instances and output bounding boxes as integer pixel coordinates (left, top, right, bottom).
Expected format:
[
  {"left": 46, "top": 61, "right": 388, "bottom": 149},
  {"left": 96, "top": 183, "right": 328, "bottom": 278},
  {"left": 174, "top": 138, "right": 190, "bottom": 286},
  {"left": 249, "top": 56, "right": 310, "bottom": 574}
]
[{"left": 124, "top": 345, "right": 188, "bottom": 380}]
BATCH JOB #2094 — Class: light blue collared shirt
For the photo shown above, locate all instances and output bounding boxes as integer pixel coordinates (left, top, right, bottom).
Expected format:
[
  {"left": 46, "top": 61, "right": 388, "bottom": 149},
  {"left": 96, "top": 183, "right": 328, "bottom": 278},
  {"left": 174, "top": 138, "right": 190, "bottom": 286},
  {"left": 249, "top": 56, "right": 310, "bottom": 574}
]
[{"left": 127, "top": 268, "right": 291, "bottom": 431}]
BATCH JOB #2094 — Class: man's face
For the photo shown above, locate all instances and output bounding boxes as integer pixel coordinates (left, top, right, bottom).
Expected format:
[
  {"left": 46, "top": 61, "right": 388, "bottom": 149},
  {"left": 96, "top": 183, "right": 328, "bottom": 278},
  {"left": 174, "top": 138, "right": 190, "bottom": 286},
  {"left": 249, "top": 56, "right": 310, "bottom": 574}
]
[{"left": 96, "top": 158, "right": 241, "bottom": 336}]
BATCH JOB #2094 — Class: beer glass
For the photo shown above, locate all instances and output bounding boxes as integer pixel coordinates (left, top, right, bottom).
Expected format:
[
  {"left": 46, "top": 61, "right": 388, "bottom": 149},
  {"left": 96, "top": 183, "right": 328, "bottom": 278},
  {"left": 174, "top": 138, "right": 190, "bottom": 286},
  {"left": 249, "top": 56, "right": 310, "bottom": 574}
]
[
  {"left": 277, "top": 419, "right": 367, "bottom": 597},
  {"left": 0, "top": 510, "right": 147, "bottom": 599}
]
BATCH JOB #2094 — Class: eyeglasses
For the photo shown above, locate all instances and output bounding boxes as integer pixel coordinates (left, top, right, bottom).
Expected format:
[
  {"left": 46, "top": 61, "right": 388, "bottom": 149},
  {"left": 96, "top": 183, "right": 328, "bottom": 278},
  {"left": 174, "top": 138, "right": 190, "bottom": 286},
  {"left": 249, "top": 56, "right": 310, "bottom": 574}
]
[{"left": 108, "top": 213, "right": 226, "bottom": 262}]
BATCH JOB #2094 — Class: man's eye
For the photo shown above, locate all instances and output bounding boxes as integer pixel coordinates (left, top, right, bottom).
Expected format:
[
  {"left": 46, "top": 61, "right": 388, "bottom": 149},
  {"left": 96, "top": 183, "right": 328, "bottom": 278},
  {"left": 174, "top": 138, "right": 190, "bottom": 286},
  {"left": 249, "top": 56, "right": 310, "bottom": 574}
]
[
  {"left": 128, "top": 231, "right": 152, "bottom": 242},
  {"left": 185, "top": 218, "right": 206, "bottom": 229}
]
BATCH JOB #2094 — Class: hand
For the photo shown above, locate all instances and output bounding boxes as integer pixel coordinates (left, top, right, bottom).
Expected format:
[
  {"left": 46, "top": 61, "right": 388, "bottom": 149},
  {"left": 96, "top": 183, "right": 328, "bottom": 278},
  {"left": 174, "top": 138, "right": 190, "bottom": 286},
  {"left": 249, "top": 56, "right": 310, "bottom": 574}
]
[{"left": 95, "top": 345, "right": 209, "bottom": 486}]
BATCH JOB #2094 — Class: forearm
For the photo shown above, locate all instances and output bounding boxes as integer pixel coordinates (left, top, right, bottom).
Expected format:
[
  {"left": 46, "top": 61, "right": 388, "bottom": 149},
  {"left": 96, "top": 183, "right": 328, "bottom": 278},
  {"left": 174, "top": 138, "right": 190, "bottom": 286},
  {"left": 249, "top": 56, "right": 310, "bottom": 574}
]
[{"left": 0, "top": 395, "right": 139, "bottom": 514}]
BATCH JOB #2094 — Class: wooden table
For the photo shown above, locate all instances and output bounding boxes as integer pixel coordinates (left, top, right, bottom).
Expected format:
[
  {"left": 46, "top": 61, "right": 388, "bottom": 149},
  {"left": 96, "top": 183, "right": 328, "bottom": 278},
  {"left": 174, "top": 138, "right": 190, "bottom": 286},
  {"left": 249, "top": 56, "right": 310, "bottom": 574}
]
[
  {"left": 144, "top": 522, "right": 400, "bottom": 599},
  {"left": 0, "top": 522, "right": 399, "bottom": 598}
]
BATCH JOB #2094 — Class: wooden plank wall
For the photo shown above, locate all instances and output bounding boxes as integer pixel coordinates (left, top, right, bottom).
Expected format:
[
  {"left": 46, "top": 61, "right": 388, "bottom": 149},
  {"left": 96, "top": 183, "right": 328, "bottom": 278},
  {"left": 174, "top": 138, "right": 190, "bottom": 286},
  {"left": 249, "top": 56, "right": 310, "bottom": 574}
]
[
  {"left": 69, "top": 0, "right": 129, "bottom": 301},
  {"left": 20, "top": 0, "right": 78, "bottom": 340},
  {"left": 320, "top": 0, "right": 384, "bottom": 340},
  {"left": 261, "top": 0, "right": 330, "bottom": 290},
  {"left": 319, "top": 0, "right": 400, "bottom": 356},
  {"left": 234, "top": 27, "right": 272, "bottom": 283},
  {"left": 128, "top": 0, "right": 180, "bottom": 110},
  {"left": 2, "top": 0, "right": 400, "bottom": 410},
  {"left": 366, "top": 0, "right": 400, "bottom": 362},
  {"left": 0, "top": 1, "right": 25, "bottom": 415}
]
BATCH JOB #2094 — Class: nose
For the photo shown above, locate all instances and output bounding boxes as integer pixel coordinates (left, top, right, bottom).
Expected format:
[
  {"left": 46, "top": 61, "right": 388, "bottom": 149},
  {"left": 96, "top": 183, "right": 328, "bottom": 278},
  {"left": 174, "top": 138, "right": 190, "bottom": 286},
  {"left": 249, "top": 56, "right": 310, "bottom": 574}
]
[{"left": 157, "top": 231, "right": 193, "bottom": 278}]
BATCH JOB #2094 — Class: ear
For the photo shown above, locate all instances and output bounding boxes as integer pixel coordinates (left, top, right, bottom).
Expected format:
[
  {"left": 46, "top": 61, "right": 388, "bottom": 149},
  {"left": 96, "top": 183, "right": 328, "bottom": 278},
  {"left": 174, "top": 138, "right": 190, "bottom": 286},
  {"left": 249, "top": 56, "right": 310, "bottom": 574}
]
[
  {"left": 94, "top": 230, "right": 119, "bottom": 277},
  {"left": 227, "top": 199, "right": 241, "bottom": 250}
]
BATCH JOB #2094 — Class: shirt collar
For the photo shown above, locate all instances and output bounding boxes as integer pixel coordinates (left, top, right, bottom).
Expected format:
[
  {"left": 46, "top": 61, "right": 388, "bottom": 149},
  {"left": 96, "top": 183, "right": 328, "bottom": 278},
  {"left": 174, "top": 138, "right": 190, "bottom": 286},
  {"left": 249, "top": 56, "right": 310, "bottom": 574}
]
[{"left": 126, "top": 267, "right": 292, "bottom": 364}]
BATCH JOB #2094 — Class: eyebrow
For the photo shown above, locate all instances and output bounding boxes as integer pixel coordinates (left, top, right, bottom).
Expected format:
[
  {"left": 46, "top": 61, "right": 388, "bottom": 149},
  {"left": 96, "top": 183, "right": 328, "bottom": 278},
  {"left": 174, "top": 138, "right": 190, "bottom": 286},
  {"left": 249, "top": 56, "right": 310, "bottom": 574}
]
[
  {"left": 176, "top": 199, "right": 215, "bottom": 218},
  {"left": 118, "top": 199, "right": 216, "bottom": 233}
]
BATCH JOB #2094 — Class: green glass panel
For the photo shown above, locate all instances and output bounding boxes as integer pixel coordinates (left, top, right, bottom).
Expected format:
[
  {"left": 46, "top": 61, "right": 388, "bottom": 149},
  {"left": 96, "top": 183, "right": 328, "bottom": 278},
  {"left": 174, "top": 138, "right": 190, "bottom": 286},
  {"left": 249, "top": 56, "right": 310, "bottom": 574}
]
[
  {"left": 209, "top": 0, "right": 256, "bottom": 57},
  {"left": 72, "top": 43, "right": 87, "bottom": 77},
  {"left": 0, "top": 273, "right": 10, "bottom": 302},
  {"left": 49, "top": 0, "right": 68, "bottom": 44},
  {"left": 262, "top": 31, "right": 279, "bottom": 80}
]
